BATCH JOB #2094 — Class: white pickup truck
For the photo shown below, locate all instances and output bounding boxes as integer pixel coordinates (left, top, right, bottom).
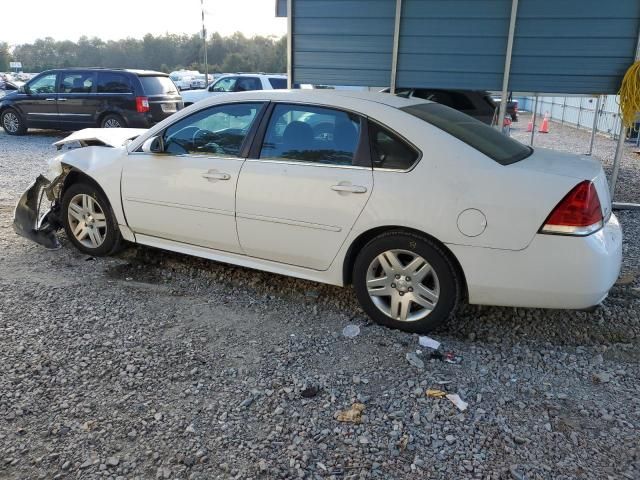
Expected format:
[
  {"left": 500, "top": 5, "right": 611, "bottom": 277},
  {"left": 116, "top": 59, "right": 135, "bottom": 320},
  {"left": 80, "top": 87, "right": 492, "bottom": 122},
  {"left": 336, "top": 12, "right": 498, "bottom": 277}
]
[{"left": 181, "top": 73, "right": 287, "bottom": 106}]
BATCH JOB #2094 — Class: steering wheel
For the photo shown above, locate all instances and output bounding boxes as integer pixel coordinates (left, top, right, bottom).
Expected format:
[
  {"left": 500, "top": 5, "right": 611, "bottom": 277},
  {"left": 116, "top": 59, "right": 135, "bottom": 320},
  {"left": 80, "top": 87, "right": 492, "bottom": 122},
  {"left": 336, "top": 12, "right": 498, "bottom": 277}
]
[{"left": 192, "top": 128, "right": 223, "bottom": 153}]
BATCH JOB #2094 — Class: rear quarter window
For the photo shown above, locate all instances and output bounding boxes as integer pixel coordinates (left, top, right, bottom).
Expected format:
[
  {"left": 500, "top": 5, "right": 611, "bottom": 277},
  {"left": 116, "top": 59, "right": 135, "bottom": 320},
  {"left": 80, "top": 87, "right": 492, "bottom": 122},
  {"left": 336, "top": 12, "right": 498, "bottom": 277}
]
[
  {"left": 268, "top": 78, "right": 287, "bottom": 89},
  {"left": 97, "top": 72, "right": 132, "bottom": 94},
  {"left": 402, "top": 103, "right": 532, "bottom": 165},
  {"left": 139, "top": 76, "right": 179, "bottom": 95}
]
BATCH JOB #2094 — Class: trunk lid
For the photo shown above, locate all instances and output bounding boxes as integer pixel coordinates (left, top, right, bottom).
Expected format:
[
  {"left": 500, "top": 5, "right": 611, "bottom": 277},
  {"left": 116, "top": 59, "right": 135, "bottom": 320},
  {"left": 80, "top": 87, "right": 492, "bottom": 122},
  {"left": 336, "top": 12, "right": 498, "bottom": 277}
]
[{"left": 510, "top": 147, "right": 612, "bottom": 220}]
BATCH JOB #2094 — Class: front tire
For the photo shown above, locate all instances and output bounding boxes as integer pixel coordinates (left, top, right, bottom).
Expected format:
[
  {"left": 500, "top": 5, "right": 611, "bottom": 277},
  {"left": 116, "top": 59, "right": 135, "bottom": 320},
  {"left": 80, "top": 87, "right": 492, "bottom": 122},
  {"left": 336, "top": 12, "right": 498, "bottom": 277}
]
[
  {"left": 1, "top": 108, "right": 27, "bottom": 135},
  {"left": 101, "top": 113, "right": 125, "bottom": 128},
  {"left": 353, "top": 232, "right": 461, "bottom": 333},
  {"left": 61, "top": 182, "right": 122, "bottom": 256}
]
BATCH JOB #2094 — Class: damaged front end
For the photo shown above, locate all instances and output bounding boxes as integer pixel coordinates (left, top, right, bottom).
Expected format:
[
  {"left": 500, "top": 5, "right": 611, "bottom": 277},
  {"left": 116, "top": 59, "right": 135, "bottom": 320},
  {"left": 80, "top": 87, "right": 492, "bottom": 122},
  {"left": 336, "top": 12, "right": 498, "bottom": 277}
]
[{"left": 13, "top": 166, "right": 70, "bottom": 250}]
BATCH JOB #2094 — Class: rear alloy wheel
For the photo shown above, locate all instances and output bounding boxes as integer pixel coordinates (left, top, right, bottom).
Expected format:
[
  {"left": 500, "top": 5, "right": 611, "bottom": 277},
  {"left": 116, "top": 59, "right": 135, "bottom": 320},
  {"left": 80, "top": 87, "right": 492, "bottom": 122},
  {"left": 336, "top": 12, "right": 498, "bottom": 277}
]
[
  {"left": 62, "top": 182, "right": 122, "bottom": 256},
  {"left": 353, "top": 232, "right": 461, "bottom": 333},
  {"left": 1, "top": 109, "right": 27, "bottom": 135},
  {"left": 101, "top": 114, "right": 125, "bottom": 128}
]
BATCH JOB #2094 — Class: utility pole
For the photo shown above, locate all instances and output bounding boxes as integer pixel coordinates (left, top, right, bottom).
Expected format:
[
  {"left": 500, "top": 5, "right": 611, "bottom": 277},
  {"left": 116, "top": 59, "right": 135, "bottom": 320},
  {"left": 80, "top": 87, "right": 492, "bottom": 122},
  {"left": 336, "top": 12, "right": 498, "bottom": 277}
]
[{"left": 201, "top": 0, "right": 209, "bottom": 83}]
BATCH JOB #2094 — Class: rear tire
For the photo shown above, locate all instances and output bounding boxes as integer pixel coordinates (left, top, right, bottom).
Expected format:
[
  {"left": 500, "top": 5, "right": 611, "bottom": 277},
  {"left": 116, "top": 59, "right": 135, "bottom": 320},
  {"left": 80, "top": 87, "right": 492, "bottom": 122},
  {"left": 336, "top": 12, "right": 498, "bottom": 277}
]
[
  {"left": 101, "top": 113, "right": 125, "bottom": 128},
  {"left": 1, "top": 108, "right": 27, "bottom": 135},
  {"left": 61, "top": 182, "right": 122, "bottom": 256},
  {"left": 353, "top": 231, "right": 461, "bottom": 333}
]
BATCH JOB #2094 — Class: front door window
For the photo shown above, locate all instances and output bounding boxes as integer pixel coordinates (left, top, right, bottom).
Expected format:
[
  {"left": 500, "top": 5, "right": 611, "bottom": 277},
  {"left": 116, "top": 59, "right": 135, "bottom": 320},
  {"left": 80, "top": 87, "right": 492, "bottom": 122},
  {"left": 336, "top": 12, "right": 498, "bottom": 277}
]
[
  {"left": 162, "top": 103, "right": 264, "bottom": 157},
  {"left": 28, "top": 74, "right": 58, "bottom": 94},
  {"left": 211, "top": 77, "right": 237, "bottom": 92}
]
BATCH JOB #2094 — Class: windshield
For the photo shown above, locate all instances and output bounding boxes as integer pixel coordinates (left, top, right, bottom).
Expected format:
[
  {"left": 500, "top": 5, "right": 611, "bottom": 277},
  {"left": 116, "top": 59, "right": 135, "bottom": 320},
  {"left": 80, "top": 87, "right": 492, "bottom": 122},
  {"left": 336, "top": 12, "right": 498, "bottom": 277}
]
[
  {"left": 401, "top": 103, "right": 532, "bottom": 165},
  {"left": 139, "top": 76, "right": 178, "bottom": 96}
]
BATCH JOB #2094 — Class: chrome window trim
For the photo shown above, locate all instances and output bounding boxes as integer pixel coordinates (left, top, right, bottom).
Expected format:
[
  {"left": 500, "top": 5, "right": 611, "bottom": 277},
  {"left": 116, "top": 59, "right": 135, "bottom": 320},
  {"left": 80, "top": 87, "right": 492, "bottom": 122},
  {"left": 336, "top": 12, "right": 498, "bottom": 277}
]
[
  {"left": 245, "top": 158, "right": 371, "bottom": 171},
  {"left": 127, "top": 151, "right": 245, "bottom": 161}
]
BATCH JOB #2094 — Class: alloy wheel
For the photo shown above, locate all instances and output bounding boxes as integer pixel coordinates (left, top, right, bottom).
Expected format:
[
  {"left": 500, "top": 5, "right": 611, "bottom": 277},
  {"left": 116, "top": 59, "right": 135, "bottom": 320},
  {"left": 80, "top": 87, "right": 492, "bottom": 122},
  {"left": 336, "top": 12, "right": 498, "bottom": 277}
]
[
  {"left": 103, "top": 118, "right": 121, "bottom": 128},
  {"left": 2, "top": 112, "right": 19, "bottom": 133},
  {"left": 67, "top": 194, "right": 108, "bottom": 249},
  {"left": 366, "top": 249, "right": 440, "bottom": 322}
]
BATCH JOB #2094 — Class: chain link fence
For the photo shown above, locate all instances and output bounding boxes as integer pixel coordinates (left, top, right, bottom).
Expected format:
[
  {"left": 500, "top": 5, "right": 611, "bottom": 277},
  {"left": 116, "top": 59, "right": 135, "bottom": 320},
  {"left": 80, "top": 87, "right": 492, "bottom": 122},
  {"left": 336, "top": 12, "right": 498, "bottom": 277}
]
[{"left": 515, "top": 95, "right": 638, "bottom": 143}]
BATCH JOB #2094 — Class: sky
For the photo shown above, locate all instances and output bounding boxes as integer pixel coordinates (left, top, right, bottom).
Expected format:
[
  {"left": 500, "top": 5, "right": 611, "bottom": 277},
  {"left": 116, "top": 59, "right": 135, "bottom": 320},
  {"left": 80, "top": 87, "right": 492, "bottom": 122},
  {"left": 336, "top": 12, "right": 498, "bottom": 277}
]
[{"left": 3, "top": 0, "right": 287, "bottom": 45}]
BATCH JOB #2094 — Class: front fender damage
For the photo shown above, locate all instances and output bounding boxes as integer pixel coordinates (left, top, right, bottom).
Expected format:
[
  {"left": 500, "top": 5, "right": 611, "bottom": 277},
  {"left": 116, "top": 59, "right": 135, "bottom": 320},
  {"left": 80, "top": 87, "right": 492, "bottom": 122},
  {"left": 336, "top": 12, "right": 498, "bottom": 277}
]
[{"left": 13, "top": 166, "right": 71, "bottom": 250}]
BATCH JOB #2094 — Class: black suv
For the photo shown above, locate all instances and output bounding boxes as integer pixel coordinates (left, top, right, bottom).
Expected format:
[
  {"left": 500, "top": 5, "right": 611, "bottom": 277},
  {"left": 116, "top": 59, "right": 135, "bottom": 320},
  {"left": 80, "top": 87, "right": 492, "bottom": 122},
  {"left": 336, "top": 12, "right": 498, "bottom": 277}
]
[
  {"left": 0, "top": 68, "right": 183, "bottom": 135},
  {"left": 381, "top": 88, "right": 518, "bottom": 124}
]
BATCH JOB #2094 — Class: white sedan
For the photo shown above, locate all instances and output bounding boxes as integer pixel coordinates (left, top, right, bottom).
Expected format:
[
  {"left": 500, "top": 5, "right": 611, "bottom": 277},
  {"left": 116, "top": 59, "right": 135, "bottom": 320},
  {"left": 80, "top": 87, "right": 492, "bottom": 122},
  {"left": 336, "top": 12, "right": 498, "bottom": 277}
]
[{"left": 13, "top": 90, "right": 622, "bottom": 333}]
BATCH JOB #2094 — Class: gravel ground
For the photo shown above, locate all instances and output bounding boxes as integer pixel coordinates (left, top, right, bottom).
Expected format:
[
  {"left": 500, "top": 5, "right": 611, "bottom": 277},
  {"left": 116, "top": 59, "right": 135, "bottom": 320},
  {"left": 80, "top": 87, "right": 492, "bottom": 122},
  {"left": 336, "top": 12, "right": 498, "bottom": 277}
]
[{"left": 0, "top": 126, "right": 639, "bottom": 480}]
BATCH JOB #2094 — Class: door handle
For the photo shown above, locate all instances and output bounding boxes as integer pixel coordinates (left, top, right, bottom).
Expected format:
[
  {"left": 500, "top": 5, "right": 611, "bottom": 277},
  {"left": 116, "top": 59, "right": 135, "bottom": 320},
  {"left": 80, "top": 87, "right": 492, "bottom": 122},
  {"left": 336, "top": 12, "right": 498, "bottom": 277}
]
[
  {"left": 57, "top": 98, "right": 67, "bottom": 102},
  {"left": 45, "top": 98, "right": 56, "bottom": 101},
  {"left": 202, "top": 172, "right": 231, "bottom": 181},
  {"left": 331, "top": 184, "right": 367, "bottom": 194}
]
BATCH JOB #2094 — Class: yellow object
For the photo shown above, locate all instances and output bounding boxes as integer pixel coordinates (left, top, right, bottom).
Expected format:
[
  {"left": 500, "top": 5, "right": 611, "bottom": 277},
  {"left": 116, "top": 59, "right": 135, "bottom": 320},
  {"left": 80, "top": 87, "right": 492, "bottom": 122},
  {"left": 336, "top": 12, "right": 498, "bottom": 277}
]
[
  {"left": 426, "top": 389, "right": 447, "bottom": 398},
  {"left": 335, "top": 403, "right": 365, "bottom": 423},
  {"left": 618, "top": 61, "right": 640, "bottom": 128}
]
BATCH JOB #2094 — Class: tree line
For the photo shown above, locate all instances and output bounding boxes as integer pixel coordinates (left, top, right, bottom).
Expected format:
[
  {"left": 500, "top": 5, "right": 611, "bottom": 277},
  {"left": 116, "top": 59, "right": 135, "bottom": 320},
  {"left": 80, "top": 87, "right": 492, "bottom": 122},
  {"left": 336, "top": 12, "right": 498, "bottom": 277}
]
[{"left": 0, "top": 33, "right": 286, "bottom": 74}]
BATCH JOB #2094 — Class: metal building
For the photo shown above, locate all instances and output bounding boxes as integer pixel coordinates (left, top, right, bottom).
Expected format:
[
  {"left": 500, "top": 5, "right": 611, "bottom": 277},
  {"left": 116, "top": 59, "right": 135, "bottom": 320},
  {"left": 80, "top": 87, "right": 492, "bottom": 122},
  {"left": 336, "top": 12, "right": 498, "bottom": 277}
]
[{"left": 277, "top": 0, "right": 640, "bottom": 95}]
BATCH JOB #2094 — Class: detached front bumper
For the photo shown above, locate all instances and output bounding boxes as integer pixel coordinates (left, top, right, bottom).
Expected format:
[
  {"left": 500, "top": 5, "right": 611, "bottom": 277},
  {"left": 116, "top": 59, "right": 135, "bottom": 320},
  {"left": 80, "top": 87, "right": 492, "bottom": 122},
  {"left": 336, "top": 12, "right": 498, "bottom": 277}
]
[{"left": 13, "top": 172, "right": 67, "bottom": 250}]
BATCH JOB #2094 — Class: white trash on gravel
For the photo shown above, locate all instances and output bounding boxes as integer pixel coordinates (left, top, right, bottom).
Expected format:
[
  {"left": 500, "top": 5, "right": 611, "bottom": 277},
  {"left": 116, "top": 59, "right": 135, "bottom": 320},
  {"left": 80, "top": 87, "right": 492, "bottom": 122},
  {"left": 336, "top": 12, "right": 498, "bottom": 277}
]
[
  {"left": 418, "top": 335, "right": 441, "bottom": 350},
  {"left": 342, "top": 324, "right": 360, "bottom": 338}
]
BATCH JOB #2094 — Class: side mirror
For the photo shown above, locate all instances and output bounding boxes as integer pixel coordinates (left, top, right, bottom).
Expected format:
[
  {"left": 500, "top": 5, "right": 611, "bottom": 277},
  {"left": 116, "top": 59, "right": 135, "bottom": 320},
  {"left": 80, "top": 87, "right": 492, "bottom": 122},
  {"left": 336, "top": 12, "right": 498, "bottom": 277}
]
[
  {"left": 208, "top": 85, "right": 215, "bottom": 92},
  {"left": 19, "top": 85, "right": 28, "bottom": 94},
  {"left": 141, "top": 136, "right": 164, "bottom": 154}
]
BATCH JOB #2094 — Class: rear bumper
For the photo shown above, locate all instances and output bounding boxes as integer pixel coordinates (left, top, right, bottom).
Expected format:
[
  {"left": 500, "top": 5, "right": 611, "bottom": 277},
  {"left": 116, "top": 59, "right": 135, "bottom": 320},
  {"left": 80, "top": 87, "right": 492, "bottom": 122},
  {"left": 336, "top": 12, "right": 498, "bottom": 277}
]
[{"left": 450, "top": 214, "right": 623, "bottom": 309}]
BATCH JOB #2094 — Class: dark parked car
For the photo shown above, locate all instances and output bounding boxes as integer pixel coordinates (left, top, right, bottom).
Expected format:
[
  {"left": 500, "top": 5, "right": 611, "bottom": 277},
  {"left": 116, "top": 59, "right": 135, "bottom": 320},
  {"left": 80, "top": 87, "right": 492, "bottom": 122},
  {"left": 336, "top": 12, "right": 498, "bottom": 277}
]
[
  {"left": 0, "top": 68, "right": 183, "bottom": 135},
  {"left": 381, "top": 88, "right": 518, "bottom": 124}
]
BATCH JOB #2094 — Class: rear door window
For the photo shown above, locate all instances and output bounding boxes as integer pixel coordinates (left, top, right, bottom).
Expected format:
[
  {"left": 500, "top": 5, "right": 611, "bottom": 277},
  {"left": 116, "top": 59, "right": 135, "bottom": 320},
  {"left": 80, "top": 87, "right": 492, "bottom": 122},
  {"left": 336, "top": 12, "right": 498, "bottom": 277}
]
[
  {"left": 234, "top": 77, "right": 262, "bottom": 92},
  {"left": 97, "top": 72, "right": 132, "bottom": 94},
  {"left": 402, "top": 103, "right": 532, "bottom": 165},
  {"left": 60, "top": 71, "right": 95, "bottom": 93},
  {"left": 260, "top": 103, "right": 363, "bottom": 166},
  {"left": 139, "top": 76, "right": 179, "bottom": 96}
]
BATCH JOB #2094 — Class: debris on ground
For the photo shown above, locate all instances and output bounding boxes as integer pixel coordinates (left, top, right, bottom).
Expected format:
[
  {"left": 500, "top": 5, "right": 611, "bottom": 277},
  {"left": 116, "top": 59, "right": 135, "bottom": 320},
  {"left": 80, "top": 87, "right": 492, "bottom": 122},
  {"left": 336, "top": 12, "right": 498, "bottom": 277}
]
[
  {"left": 300, "top": 385, "right": 320, "bottom": 398},
  {"left": 426, "top": 389, "right": 447, "bottom": 398},
  {"left": 446, "top": 393, "right": 469, "bottom": 411},
  {"left": 616, "top": 272, "right": 636, "bottom": 285},
  {"left": 418, "top": 335, "right": 441, "bottom": 350},
  {"left": 444, "top": 351, "right": 462, "bottom": 364},
  {"left": 335, "top": 403, "right": 365, "bottom": 423},
  {"left": 592, "top": 372, "right": 611, "bottom": 384},
  {"left": 342, "top": 324, "right": 360, "bottom": 338},
  {"left": 406, "top": 352, "right": 425, "bottom": 369}
]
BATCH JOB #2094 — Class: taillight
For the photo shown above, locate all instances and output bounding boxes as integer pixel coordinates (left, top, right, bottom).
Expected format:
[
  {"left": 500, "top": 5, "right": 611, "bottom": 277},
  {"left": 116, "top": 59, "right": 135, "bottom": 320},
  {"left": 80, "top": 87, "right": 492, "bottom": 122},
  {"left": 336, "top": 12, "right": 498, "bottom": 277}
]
[
  {"left": 540, "top": 181, "right": 603, "bottom": 236},
  {"left": 136, "top": 96, "right": 150, "bottom": 113}
]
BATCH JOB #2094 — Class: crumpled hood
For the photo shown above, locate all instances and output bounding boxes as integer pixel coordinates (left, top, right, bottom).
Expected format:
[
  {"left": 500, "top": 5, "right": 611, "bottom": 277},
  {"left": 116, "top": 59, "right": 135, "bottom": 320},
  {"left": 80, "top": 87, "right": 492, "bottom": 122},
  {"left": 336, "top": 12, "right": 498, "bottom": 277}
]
[{"left": 53, "top": 128, "right": 147, "bottom": 150}]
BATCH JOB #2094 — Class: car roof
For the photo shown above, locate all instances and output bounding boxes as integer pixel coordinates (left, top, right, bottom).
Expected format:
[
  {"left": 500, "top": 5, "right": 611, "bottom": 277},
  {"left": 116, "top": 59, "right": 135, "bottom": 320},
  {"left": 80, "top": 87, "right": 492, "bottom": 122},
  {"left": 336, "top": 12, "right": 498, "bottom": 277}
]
[
  {"left": 39, "top": 68, "right": 168, "bottom": 77},
  {"left": 218, "top": 73, "right": 287, "bottom": 79},
  {"left": 198, "top": 89, "right": 429, "bottom": 110}
]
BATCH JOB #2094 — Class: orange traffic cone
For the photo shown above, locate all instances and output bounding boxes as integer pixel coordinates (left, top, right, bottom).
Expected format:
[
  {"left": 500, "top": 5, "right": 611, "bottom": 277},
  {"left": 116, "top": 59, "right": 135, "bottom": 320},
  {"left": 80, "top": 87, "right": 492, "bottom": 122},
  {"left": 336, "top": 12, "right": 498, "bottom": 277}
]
[
  {"left": 539, "top": 113, "right": 550, "bottom": 133},
  {"left": 526, "top": 120, "right": 533, "bottom": 132}
]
